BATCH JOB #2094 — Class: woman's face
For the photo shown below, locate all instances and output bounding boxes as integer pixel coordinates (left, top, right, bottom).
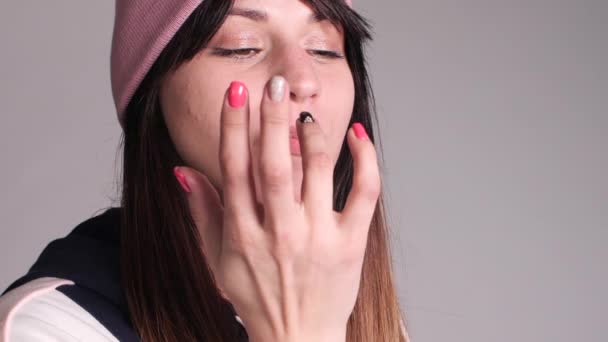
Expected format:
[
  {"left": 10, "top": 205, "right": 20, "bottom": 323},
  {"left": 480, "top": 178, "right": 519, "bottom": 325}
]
[{"left": 160, "top": 0, "right": 355, "bottom": 202}]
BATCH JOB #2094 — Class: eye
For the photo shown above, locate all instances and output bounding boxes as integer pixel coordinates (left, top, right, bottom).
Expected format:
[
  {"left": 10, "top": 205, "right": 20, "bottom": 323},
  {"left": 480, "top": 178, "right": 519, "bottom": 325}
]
[
  {"left": 212, "top": 48, "right": 261, "bottom": 59},
  {"left": 212, "top": 48, "right": 344, "bottom": 60},
  {"left": 310, "top": 49, "right": 345, "bottom": 59}
]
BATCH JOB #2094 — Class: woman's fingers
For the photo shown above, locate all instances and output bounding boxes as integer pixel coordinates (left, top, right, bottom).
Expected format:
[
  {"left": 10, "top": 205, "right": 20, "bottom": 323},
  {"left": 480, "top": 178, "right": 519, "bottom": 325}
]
[
  {"left": 258, "top": 76, "right": 296, "bottom": 225},
  {"left": 339, "top": 123, "right": 381, "bottom": 236},
  {"left": 174, "top": 166, "right": 224, "bottom": 271},
  {"left": 297, "top": 112, "right": 334, "bottom": 215},
  {"left": 219, "top": 81, "right": 260, "bottom": 226}
]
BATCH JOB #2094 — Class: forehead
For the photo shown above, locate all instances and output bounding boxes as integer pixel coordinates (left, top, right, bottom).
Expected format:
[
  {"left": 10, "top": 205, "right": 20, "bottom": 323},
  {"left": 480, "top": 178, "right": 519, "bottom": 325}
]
[
  {"left": 224, "top": 0, "right": 345, "bottom": 36},
  {"left": 229, "top": 0, "right": 320, "bottom": 21}
]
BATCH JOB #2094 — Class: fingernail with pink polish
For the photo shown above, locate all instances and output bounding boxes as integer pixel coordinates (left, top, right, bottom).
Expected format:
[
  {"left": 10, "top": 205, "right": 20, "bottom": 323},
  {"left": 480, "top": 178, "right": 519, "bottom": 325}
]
[
  {"left": 173, "top": 167, "right": 192, "bottom": 193},
  {"left": 353, "top": 122, "right": 369, "bottom": 140},
  {"left": 228, "top": 81, "right": 247, "bottom": 108}
]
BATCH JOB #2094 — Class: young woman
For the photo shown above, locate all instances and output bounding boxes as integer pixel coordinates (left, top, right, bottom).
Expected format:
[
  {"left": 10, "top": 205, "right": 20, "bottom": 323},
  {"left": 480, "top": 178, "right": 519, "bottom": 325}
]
[{"left": 0, "top": 0, "right": 410, "bottom": 341}]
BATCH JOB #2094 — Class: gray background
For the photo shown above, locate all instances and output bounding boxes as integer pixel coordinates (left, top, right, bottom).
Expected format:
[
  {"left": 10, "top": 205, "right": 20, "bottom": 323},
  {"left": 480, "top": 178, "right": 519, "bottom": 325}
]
[{"left": 1, "top": 1, "right": 606, "bottom": 341}]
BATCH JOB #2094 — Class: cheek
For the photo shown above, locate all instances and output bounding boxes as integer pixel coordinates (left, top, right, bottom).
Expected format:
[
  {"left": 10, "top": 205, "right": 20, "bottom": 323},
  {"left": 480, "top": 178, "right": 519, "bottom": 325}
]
[
  {"left": 162, "top": 66, "right": 225, "bottom": 121},
  {"left": 160, "top": 66, "right": 226, "bottom": 175}
]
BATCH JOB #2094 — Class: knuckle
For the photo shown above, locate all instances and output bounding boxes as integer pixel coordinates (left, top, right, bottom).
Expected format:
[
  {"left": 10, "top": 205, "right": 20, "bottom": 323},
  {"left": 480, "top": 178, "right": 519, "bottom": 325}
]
[
  {"left": 305, "top": 126, "right": 328, "bottom": 148},
  {"left": 220, "top": 153, "right": 245, "bottom": 186},
  {"left": 302, "top": 124, "right": 321, "bottom": 138},
  {"left": 271, "top": 230, "right": 298, "bottom": 259},
  {"left": 355, "top": 151, "right": 381, "bottom": 201},
  {"left": 222, "top": 107, "right": 246, "bottom": 127},
  {"left": 224, "top": 214, "right": 261, "bottom": 252},
  {"left": 265, "top": 218, "right": 302, "bottom": 260},
  {"left": 220, "top": 150, "right": 244, "bottom": 172},
  {"left": 223, "top": 115, "right": 246, "bottom": 128},
  {"left": 221, "top": 172, "right": 241, "bottom": 190},
  {"left": 263, "top": 113, "right": 288, "bottom": 126},
  {"left": 362, "top": 143, "right": 378, "bottom": 160},
  {"left": 260, "top": 162, "right": 290, "bottom": 189},
  {"left": 307, "top": 151, "right": 332, "bottom": 170},
  {"left": 226, "top": 229, "right": 256, "bottom": 255},
  {"left": 220, "top": 149, "right": 237, "bottom": 166},
  {"left": 358, "top": 173, "right": 381, "bottom": 201}
]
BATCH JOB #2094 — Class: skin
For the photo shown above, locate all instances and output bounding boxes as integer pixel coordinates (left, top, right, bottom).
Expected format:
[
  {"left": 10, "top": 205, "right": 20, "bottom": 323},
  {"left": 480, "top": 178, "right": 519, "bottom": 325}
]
[
  {"left": 160, "top": 0, "right": 355, "bottom": 202},
  {"left": 162, "top": 1, "right": 381, "bottom": 340}
]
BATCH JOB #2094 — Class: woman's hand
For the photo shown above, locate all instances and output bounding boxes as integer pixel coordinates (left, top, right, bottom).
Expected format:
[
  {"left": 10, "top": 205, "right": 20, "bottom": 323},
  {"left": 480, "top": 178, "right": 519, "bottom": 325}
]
[{"left": 174, "top": 76, "right": 381, "bottom": 342}]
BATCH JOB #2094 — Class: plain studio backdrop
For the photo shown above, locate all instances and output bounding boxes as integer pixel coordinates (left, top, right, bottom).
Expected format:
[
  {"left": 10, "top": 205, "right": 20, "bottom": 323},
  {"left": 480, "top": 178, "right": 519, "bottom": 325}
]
[{"left": 1, "top": 1, "right": 606, "bottom": 341}]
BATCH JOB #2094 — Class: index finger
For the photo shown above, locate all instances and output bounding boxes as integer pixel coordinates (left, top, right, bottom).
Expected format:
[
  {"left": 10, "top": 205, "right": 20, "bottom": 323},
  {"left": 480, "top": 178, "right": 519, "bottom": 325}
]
[{"left": 220, "top": 81, "right": 259, "bottom": 225}]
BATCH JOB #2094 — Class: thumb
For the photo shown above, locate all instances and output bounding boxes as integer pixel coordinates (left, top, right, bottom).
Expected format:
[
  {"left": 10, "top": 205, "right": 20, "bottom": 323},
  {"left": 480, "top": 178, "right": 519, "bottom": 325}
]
[{"left": 174, "top": 166, "right": 224, "bottom": 275}]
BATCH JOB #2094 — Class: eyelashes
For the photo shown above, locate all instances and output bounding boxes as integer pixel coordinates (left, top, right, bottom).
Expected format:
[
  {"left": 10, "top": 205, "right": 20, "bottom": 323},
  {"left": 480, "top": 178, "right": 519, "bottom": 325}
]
[
  {"left": 212, "top": 47, "right": 344, "bottom": 60},
  {"left": 212, "top": 48, "right": 260, "bottom": 58},
  {"left": 313, "top": 49, "right": 345, "bottom": 59}
]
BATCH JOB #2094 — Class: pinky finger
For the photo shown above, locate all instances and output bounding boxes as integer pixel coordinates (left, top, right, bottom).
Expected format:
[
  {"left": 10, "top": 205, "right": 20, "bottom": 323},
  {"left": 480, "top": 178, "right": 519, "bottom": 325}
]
[{"left": 339, "top": 123, "right": 382, "bottom": 233}]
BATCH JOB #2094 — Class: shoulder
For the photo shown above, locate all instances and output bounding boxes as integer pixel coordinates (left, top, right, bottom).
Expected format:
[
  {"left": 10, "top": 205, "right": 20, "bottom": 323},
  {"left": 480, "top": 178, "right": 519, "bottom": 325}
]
[{"left": 0, "top": 277, "right": 119, "bottom": 341}]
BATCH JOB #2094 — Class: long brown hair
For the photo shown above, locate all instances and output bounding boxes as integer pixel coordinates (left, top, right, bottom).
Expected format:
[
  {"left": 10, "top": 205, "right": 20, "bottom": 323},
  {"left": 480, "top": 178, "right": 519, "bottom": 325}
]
[{"left": 118, "top": 0, "right": 409, "bottom": 340}]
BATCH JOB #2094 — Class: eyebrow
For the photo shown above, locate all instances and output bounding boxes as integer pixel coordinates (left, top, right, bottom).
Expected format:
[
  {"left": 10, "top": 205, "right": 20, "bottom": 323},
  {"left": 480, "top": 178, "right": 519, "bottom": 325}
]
[{"left": 228, "top": 7, "right": 326, "bottom": 23}]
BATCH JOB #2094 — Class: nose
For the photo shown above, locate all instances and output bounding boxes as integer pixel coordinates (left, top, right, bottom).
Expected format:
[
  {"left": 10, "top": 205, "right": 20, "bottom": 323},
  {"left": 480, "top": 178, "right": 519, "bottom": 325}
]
[{"left": 275, "top": 49, "right": 321, "bottom": 105}]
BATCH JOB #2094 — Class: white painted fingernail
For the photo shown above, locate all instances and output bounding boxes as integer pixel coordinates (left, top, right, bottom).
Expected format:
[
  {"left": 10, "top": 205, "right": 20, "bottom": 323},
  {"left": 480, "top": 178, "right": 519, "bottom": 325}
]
[{"left": 269, "top": 75, "right": 286, "bottom": 102}]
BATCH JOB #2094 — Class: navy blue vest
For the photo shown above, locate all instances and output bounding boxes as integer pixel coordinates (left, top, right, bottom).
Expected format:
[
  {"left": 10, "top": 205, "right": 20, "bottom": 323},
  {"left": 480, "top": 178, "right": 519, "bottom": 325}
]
[{"left": 1, "top": 207, "right": 247, "bottom": 341}]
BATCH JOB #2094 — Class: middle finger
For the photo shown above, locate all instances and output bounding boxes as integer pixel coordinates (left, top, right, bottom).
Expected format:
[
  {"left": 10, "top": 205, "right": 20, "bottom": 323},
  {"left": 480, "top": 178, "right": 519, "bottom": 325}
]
[{"left": 258, "top": 75, "right": 296, "bottom": 225}]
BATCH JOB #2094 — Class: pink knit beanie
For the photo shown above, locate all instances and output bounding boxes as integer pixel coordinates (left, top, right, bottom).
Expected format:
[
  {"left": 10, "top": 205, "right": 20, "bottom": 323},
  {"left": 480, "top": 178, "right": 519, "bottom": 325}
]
[{"left": 110, "top": 0, "right": 353, "bottom": 130}]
